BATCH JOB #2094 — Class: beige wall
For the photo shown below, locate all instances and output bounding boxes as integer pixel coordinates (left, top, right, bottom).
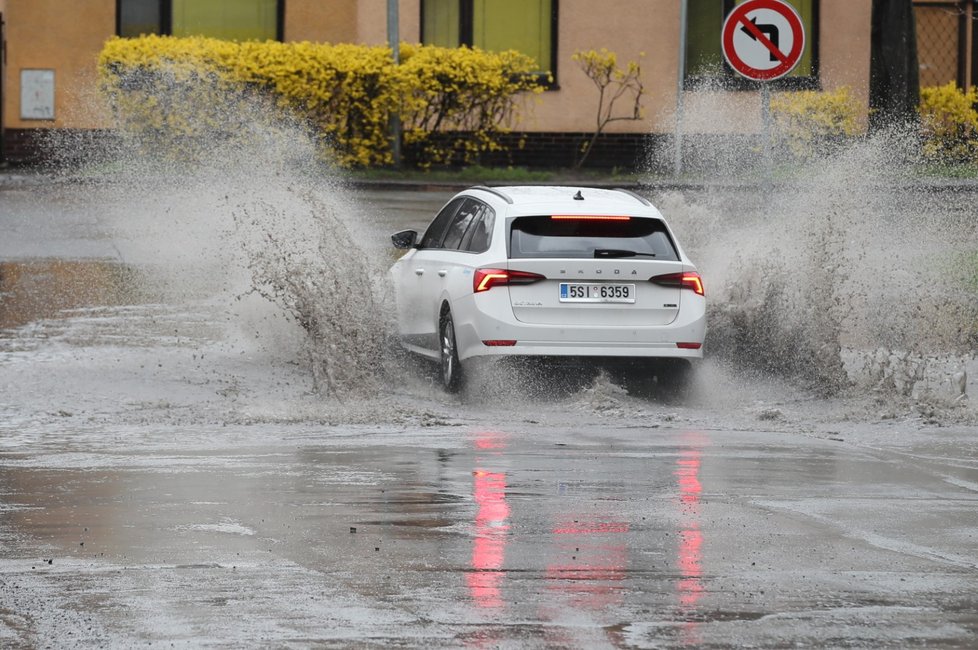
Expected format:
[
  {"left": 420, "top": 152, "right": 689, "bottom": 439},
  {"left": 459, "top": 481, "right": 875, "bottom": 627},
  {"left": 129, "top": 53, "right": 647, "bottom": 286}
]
[
  {"left": 356, "top": 0, "right": 420, "bottom": 46},
  {"left": 4, "top": 0, "right": 114, "bottom": 130},
  {"left": 286, "top": 0, "right": 358, "bottom": 44},
  {"left": 1, "top": 0, "right": 873, "bottom": 136},
  {"left": 521, "top": 0, "right": 871, "bottom": 135}
]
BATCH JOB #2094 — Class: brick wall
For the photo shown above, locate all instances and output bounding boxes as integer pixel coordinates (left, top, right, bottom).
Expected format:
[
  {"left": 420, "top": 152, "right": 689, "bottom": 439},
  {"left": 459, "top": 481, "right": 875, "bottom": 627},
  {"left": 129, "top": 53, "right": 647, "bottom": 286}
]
[
  {"left": 6, "top": 127, "right": 761, "bottom": 174},
  {"left": 2, "top": 128, "right": 123, "bottom": 166}
]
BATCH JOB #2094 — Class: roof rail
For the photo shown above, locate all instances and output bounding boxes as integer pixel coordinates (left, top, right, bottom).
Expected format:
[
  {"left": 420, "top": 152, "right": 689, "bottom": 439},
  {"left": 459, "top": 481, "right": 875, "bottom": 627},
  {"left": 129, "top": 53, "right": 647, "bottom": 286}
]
[
  {"left": 613, "top": 188, "right": 651, "bottom": 206},
  {"left": 472, "top": 185, "right": 514, "bottom": 204}
]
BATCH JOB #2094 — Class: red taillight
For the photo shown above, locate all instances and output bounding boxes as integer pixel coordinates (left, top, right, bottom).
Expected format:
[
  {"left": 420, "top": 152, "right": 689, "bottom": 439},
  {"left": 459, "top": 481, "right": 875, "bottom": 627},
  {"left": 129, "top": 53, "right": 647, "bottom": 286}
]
[
  {"left": 651, "top": 272, "right": 705, "bottom": 296},
  {"left": 474, "top": 268, "right": 546, "bottom": 293},
  {"left": 677, "top": 342, "right": 702, "bottom": 349},
  {"left": 482, "top": 340, "right": 517, "bottom": 346},
  {"left": 551, "top": 215, "right": 631, "bottom": 221}
]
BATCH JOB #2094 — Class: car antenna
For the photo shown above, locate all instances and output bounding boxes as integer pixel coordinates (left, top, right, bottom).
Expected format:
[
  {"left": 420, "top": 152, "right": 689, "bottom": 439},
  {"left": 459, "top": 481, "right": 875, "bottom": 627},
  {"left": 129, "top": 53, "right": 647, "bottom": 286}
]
[{"left": 573, "top": 190, "right": 584, "bottom": 200}]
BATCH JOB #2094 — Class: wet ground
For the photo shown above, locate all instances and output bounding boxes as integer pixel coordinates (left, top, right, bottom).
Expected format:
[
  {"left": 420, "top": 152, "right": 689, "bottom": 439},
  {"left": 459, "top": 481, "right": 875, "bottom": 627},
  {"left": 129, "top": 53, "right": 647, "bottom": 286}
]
[{"left": 2, "top": 179, "right": 977, "bottom": 648}]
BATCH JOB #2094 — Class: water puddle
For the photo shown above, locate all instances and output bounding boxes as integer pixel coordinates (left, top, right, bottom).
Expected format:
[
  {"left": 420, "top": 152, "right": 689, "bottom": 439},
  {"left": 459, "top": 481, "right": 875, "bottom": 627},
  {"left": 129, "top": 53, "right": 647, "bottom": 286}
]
[{"left": 0, "top": 260, "right": 147, "bottom": 331}]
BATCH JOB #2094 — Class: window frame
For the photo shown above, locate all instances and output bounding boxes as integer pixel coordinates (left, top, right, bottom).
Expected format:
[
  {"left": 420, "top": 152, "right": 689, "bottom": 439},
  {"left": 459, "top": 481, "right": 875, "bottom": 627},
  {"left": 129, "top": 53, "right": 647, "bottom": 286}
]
[
  {"left": 683, "top": 0, "right": 820, "bottom": 91},
  {"left": 420, "top": 0, "right": 560, "bottom": 88},
  {"left": 116, "top": 0, "right": 284, "bottom": 41}
]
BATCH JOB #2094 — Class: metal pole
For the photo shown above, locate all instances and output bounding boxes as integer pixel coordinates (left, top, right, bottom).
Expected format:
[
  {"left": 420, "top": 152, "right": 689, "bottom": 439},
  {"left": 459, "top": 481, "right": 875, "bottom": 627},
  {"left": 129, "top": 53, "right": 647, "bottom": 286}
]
[
  {"left": 674, "top": 0, "right": 688, "bottom": 177},
  {"left": 761, "top": 82, "right": 772, "bottom": 187},
  {"left": 387, "top": 0, "right": 402, "bottom": 167}
]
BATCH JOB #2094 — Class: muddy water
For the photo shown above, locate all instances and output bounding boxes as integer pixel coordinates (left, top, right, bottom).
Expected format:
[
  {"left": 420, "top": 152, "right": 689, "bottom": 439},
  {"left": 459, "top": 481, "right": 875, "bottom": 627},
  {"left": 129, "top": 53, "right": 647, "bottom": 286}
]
[
  {"left": 0, "top": 260, "right": 145, "bottom": 330},
  {"left": 2, "top": 179, "right": 977, "bottom": 648}
]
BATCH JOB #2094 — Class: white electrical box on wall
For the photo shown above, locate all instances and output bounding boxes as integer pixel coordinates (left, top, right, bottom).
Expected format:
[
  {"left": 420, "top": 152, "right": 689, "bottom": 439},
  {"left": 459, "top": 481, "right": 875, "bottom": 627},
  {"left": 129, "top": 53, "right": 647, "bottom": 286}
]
[{"left": 21, "top": 69, "right": 56, "bottom": 120}]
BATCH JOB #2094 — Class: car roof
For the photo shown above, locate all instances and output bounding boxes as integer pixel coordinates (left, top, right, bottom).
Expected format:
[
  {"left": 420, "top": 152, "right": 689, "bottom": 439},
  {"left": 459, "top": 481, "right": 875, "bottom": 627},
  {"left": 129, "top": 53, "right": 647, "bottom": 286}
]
[{"left": 468, "top": 185, "right": 661, "bottom": 217}]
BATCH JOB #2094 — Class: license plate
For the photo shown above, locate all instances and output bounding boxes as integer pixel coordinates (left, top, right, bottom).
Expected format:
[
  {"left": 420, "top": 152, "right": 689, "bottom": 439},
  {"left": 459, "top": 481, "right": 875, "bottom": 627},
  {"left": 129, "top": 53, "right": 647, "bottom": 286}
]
[{"left": 559, "top": 283, "right": 636, "bottom": 303}]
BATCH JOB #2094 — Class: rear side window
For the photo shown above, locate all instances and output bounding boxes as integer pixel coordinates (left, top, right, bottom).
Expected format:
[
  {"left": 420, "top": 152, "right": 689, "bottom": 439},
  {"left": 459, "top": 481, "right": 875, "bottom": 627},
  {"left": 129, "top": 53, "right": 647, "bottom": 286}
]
[
  {"left": 509, "top": 216, "right": 679, "bottom": 260},
  {"left": 420, "top": 197, "right": 464, "bottom": 248},
  {"left": 460, "top": 204, "right": 495, "bottom": 253},
  {"left": 442, "top": 199, "right": 481, "bottom": 250}
]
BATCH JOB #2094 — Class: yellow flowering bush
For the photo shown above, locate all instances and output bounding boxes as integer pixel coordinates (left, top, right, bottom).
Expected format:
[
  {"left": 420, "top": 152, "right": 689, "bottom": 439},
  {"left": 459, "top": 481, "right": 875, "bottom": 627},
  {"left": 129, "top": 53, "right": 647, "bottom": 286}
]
[
  {"left": 770, "top": 86, "right": 862, "bottom": 159},
  {"left": 397, "top": 43, "right": 544, "bottom": 167},
  {"left": 919, "top": 82, "right": 978, "bottom": 163},
  {"left": 98, "top": 35, "right": 542, "bottom": 167}
]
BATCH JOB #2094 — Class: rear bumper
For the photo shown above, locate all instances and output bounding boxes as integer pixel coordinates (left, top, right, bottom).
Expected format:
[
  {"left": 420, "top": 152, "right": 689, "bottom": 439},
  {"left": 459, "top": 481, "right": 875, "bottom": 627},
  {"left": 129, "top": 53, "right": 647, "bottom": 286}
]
[{"left": 453, "top": 292, "right": 706, "bottom": 361}]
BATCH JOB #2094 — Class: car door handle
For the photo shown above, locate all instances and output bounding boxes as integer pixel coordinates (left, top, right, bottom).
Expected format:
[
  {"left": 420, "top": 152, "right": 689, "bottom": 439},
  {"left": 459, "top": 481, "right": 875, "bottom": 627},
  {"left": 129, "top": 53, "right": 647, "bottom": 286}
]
[
  {"left": 438, "top": 269, "right": 448, "bottom": 277},
  {"left": 415, "top": 269, "right": 424, "bottom": 276}
]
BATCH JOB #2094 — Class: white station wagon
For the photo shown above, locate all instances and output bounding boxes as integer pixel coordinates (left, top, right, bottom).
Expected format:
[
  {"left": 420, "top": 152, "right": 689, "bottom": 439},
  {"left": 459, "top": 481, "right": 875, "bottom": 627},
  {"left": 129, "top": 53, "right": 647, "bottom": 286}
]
[{"left": 390, "top": 186, "right": 705, "bottom": 393}]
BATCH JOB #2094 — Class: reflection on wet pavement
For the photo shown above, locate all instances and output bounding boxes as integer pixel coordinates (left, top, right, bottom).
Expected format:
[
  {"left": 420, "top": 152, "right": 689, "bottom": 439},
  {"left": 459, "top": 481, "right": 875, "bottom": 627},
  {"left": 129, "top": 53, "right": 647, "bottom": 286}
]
[
  {"left": 675, "top": 432, "right": 706, "bottom": 646},
  {"left": 0, "top": 260, "right": 144, "bottom": 330},
  {"left": 3, "top": 422, "right": 978, "bottom": 647}
]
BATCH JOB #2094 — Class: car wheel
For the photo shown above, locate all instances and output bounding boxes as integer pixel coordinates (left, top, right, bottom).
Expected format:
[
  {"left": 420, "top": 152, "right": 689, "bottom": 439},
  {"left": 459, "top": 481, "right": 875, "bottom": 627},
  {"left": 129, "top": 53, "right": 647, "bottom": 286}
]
[{"left": 439, "top": 310, "right": 463, "bottom": 393}]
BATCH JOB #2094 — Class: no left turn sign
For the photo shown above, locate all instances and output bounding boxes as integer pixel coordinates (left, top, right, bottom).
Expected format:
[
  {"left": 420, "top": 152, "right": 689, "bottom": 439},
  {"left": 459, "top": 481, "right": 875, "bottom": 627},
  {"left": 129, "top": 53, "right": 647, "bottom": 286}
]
[{"left": 721, "top": 0, "right": 806, "bottom": 81}]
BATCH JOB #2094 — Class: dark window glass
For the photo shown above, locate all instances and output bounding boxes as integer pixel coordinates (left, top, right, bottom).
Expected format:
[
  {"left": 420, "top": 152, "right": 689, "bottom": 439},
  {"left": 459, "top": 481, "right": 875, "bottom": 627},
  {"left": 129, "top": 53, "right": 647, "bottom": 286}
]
[
  {"left": 421, "top": 198, "right": 465, "bottom": 249},
  {"left": 685, "top": 0, "right": 817, "bottom": 88},
  {"left": 119, "top": 0, "right": 164, "bottom": 37},
  {"left": 421, "top": 0, "right": 556, "bottom": 79},
  {"left": 509, "top": 216, "right": 679, "bottom": 260},
  {"left": 442, "top": 199, "right": 481, "bottom": 250},
  {"left": 460, "top": 206, "right": 494, "bottom": 253}
]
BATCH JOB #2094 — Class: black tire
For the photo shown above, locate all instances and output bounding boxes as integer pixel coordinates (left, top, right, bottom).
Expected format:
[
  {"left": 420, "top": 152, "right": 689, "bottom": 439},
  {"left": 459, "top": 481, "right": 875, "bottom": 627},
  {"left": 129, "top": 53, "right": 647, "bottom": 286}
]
[{"left": 439, "top": 310, "right": 464, "bottom": 393}]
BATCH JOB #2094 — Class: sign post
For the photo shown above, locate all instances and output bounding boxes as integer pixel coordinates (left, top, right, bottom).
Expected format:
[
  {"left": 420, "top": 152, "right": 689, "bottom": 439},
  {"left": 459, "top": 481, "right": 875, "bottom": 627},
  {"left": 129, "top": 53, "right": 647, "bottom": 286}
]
[{"left": 720, "top": 0, "right": 805, "bottom": 181}]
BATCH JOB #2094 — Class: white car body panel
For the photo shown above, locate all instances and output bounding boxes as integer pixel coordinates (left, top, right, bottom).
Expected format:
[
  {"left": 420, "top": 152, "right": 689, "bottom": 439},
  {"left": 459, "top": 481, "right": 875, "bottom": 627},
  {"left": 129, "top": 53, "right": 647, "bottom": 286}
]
[{"left": 389, "top": 186, "right": 706, "bottom": 366}]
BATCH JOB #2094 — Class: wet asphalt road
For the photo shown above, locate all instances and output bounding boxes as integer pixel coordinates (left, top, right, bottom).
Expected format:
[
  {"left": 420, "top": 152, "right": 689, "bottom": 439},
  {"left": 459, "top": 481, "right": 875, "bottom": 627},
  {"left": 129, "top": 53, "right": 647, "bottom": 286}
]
[
  {"left": 3, "top": 419, "right": 978, "bottom": 647},
  {"left": 1, "top": 180, "right": 977, "bottom": 648}
]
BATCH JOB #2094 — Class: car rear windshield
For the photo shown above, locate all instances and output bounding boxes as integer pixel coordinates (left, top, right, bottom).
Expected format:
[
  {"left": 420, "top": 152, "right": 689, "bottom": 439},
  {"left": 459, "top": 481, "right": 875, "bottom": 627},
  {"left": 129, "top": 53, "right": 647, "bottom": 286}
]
[{"left": 509, "top": 215, "right": 680, "bottom": 260}]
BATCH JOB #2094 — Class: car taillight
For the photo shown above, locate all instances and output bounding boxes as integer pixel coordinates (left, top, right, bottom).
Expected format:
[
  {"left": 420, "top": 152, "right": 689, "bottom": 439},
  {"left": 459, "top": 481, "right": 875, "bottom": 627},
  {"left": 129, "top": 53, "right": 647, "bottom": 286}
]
[
  {"left": 651, "top": 272, "right": 705, "bottom": 296},
  {"left": 474, "top": 268, "right": 546, "bottom": 293}
]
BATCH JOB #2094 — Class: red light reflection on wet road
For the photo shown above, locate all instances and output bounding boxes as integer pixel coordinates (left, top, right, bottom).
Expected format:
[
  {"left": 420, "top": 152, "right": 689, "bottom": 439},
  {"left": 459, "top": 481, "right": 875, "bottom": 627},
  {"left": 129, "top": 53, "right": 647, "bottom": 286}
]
[
  {"left": 675, "top": 447, "right": 704, "bottom": 609},
  {"left": 675, "top": 433, "right": 707, "bottom": 646},
  {"left": 467, "top": 432, "right": 511, "bottom": 609},
  {"left": 546, "top": 518, "right": 629, "bottom": 611}
]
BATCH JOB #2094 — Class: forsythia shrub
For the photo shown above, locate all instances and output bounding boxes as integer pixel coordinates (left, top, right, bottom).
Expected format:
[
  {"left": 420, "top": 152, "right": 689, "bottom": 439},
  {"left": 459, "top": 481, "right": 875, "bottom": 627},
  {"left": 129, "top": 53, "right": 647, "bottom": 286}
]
[
  {"left": 770, "top": 86, "right": 861, "bottom": 159},
  {"left": 919, "top": 82, "right": 978, "bottom": 163},
  {"left": 397, "top": 43, "right": 544, "bottom": 167},
  {"left": 98, "top": 35, "right": 543, "bottom": 167}
]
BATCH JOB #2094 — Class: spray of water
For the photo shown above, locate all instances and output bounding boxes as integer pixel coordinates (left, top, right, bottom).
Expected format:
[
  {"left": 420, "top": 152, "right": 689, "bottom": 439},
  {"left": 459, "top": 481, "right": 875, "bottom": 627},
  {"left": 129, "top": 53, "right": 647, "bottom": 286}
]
[
  {"left": 655, "top": 120, "right": 977, "bottom": 420},
  {"left": 43, "top": 69, "right": 391, "bottom": 401},
  {"left": 35, "top": 65, "right": 976, "bottom": 424}
]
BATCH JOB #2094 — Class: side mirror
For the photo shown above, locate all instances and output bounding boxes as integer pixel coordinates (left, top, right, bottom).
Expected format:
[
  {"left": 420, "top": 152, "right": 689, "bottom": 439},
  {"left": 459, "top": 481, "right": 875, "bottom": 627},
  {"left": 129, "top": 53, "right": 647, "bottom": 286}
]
[{"left": 391, "top": 229, "right": 418, "bottom": 249}]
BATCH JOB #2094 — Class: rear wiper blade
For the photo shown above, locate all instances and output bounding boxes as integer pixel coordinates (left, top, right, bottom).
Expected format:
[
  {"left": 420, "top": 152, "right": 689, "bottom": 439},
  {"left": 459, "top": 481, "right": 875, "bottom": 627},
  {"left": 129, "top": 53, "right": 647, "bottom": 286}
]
[{"left": 593, "top": 248, "right": 656, "bottom": 258}]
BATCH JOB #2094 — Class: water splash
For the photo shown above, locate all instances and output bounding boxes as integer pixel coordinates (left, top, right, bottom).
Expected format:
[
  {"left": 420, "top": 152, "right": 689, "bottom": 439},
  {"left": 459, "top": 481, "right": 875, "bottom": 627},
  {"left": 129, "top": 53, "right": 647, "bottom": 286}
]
[
  {"left": 656, "top": 123, "right": 978, "bottom": 417},
  {"left": 42, "top": 70, "right": 391, "bottom": 400}
]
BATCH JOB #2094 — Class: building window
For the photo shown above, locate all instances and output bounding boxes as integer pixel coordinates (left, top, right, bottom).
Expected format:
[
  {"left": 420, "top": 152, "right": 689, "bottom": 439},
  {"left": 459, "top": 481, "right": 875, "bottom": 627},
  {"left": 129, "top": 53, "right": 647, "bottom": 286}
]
[
  {"left": 118, "top": 0, "right": 168, "bottom": 37},
  {"left": 117, "top": 0, "right": 283, "bottom": 41},
  {"left": 685, "top": 0, "right": 818, "bottom": 89},
  {"left": 421, "top": 0, "right": 557, "bottom": 82}
]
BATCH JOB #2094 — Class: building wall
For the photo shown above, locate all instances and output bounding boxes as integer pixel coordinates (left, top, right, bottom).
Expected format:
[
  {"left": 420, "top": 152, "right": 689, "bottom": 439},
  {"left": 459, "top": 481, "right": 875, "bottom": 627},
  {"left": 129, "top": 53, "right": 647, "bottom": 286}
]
[
  {"left": 0, "top": 0, "right": 874, "bottom": 162},
  {"left": 286, "top": 0, "right": 358, "bottom": 44},
  {"left": 3, "top": 0, "right": 114, "bottom": 132},
  {"left": 524, "top": 0, "right": 872, "bottom": 135},
  {"left": 356, "top": 0, "right": 420, "bottom": 47}
]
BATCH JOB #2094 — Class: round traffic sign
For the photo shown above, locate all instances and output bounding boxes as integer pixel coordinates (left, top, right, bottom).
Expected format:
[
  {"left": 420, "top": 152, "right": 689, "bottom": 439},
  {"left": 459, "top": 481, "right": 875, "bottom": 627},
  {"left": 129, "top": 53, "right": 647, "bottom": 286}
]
[{"left": 721, "top": 0, "right": 806, "bottom": 81}]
